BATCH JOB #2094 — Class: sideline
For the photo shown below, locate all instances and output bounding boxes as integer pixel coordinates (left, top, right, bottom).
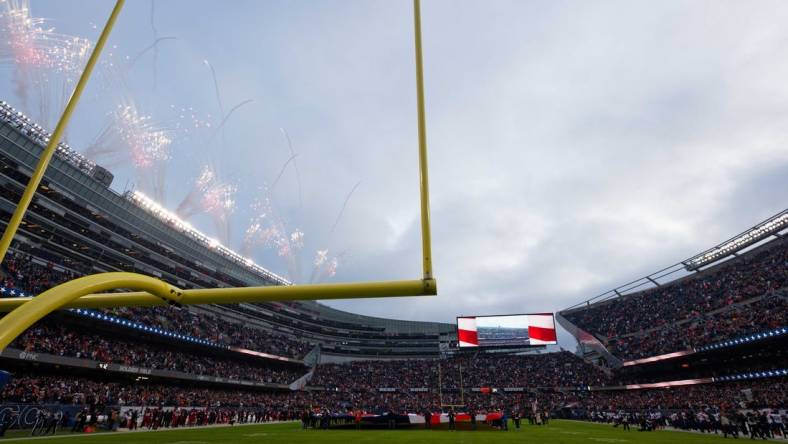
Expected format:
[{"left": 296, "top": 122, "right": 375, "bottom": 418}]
[{"left": 0, "top": 420, "right": 296, "bottom": 442}]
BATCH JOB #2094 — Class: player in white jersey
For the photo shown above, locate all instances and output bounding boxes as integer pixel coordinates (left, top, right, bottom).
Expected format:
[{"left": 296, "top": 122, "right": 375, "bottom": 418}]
[{"left": 769, "top": 410, "right": 784, "bottom": 438}]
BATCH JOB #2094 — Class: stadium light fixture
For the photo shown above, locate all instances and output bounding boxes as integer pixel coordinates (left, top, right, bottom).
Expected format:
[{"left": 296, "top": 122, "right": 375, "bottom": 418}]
[
  {"left": 0, "top": 0, "right": 438, "bottom": 351},
  {"left": 683, "top": 209, "right": 788, "bottom": 270}
]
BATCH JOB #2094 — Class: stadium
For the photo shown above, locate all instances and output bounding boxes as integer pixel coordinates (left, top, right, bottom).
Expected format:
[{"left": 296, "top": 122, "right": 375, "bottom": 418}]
[{"left": 0, "top": 0, "right": 786, "bottom": 443}]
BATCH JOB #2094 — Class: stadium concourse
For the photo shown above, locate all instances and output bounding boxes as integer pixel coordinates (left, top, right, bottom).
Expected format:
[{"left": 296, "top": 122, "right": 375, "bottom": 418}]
[{"left": 0, "top": 102, "right": 786, "bottom": 440}]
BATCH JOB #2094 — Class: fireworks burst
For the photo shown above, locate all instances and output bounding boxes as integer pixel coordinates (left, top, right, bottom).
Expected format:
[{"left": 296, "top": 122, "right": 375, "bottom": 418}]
[
  {"left": 169, "top": 104, "right": 213, "bottom": 138},
  {"left": 87, "top": 101, "right": 173, "bottom": 202},
  {"left": 177, "top": 164, "right": 214, "bottom": 218},
  {"left": 176, "top": 164, "right": 237, "bottom": 245},
  {"left": 239, "top": 144, "right": 360, "bottom": 283},
  {"left": 242, "top": 185, "right": 350, "bottom": 284},
  {"left": 116, "top": 104, "right": 172, "bottom": 169},
  {"left": 0, "top": 0, "right": 92, "bottom": 129},
  {"left": 310, "top": 249, "right": 341, "bottom": 283},
  {"left": 242, "top": 191, "right": 305, "bottom": 281}
]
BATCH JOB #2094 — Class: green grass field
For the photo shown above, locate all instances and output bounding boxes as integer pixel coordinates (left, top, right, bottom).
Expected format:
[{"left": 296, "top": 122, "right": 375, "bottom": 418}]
[
  {"left": 0, "top": 421, "right": 756, "bottom": 444},
  {"left": 0, "top": 420, "right": 760, "bottom": 443}
]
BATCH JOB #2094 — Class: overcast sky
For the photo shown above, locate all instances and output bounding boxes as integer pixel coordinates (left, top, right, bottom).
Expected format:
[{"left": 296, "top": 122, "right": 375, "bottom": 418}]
[{"left": 1, "top": 0, "right": 787, "bottom": 328}]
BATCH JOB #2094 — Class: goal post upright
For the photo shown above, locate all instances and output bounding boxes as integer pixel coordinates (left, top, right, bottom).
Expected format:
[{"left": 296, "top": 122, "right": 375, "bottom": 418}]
[
  {"left": 459, "top": 364, "right": 465, "bottom": 407},
  {"left": 413, "top": 0, "right": 433, "bottom": 282},
  {"left": 438, "top": 361, "right": 443, "bottom": 408}
]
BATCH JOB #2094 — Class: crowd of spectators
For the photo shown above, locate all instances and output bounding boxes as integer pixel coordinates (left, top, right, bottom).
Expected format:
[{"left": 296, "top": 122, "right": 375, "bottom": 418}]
[
  {"left": 0, "top": 252, "right": 312, "bottom": 360},
  {"left": 564, "top": 239, "right": 787, "bottom": 358},
  {"left": 0, "top": 376, "right": 310, "bottom": 408},
  {"left": 311, "top": 351, "right": 612, "bottom": 390},
  {"left": 1, "top": 374, "right": 784, "bottom": 415},
  {"left": 609, "top": 293, "right": 788, "bottom": 359},
  {"left": 0, "top": 253, "right": 80, "bottom": 296},
  {"left": 332, "top": 379, "right": 788, "bottom": 414},
  {"left": 10, "top": 321, "right": 305, "bottom": 384},
  {"left": 584, "top": 380, "right": 787, "bottom": 412},
  {"left": 102, "top": 305, "right": 312, "bottom": 359}
]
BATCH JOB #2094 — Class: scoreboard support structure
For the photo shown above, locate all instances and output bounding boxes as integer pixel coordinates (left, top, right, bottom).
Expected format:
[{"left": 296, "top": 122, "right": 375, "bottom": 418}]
[
  {"left": 437, "top": 361, "right": 467, "bottom": 409},
  {"left": 0, "top": 0, "right": 438, "bottom": 351}
]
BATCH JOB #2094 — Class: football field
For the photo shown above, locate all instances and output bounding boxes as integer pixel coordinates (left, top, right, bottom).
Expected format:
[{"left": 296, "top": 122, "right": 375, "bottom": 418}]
[{"left": 0, "top": 420, "right": 757, "bottom": 443}]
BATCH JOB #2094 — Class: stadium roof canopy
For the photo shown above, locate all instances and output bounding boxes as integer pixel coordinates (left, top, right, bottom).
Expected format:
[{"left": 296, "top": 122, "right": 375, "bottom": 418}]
[{"left": 562, "top": 208, "right": 788, "bottom": 312}]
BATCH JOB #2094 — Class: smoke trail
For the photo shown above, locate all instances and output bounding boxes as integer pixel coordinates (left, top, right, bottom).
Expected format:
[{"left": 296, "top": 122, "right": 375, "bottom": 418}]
[
  {"left": 208, "top": 98, "right": 253, "bottom": 141},
  {"left": 330, "top": 181, "right": 361, "bottom": 234},
  {"left": 127, "top": 36, "right": 176, "bottom": 72},
  {"left": 203, "top": 58, "right": 228, "bottom": 150},
  {"left": 269, "top": 153, "right": 299, "bottom": 194},
  {"left": 280, "top": 128, "right": 303, "bottom": 208},
  {"left": 203, "top": 59, "right": 225, "bottom": 119},
  {"left": 150, "top": 0, "right": 158, "bottom": 90},
  {"left": 308, "top": 182, "right": 360, "bottom": 283}
]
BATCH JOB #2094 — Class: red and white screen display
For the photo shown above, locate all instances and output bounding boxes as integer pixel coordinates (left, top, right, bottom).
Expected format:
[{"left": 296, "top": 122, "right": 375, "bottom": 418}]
[{"left": 457, "top": 314, "right": 557, "bottom": 348}]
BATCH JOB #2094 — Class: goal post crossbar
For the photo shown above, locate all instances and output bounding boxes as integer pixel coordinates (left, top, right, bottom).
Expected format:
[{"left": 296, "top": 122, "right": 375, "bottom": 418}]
[
  {"left": 0, "top": 273, "right": 436, "bottom": 350},
  {"left": 0, "top": 278, "right": 437, "bottom": 313}
]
